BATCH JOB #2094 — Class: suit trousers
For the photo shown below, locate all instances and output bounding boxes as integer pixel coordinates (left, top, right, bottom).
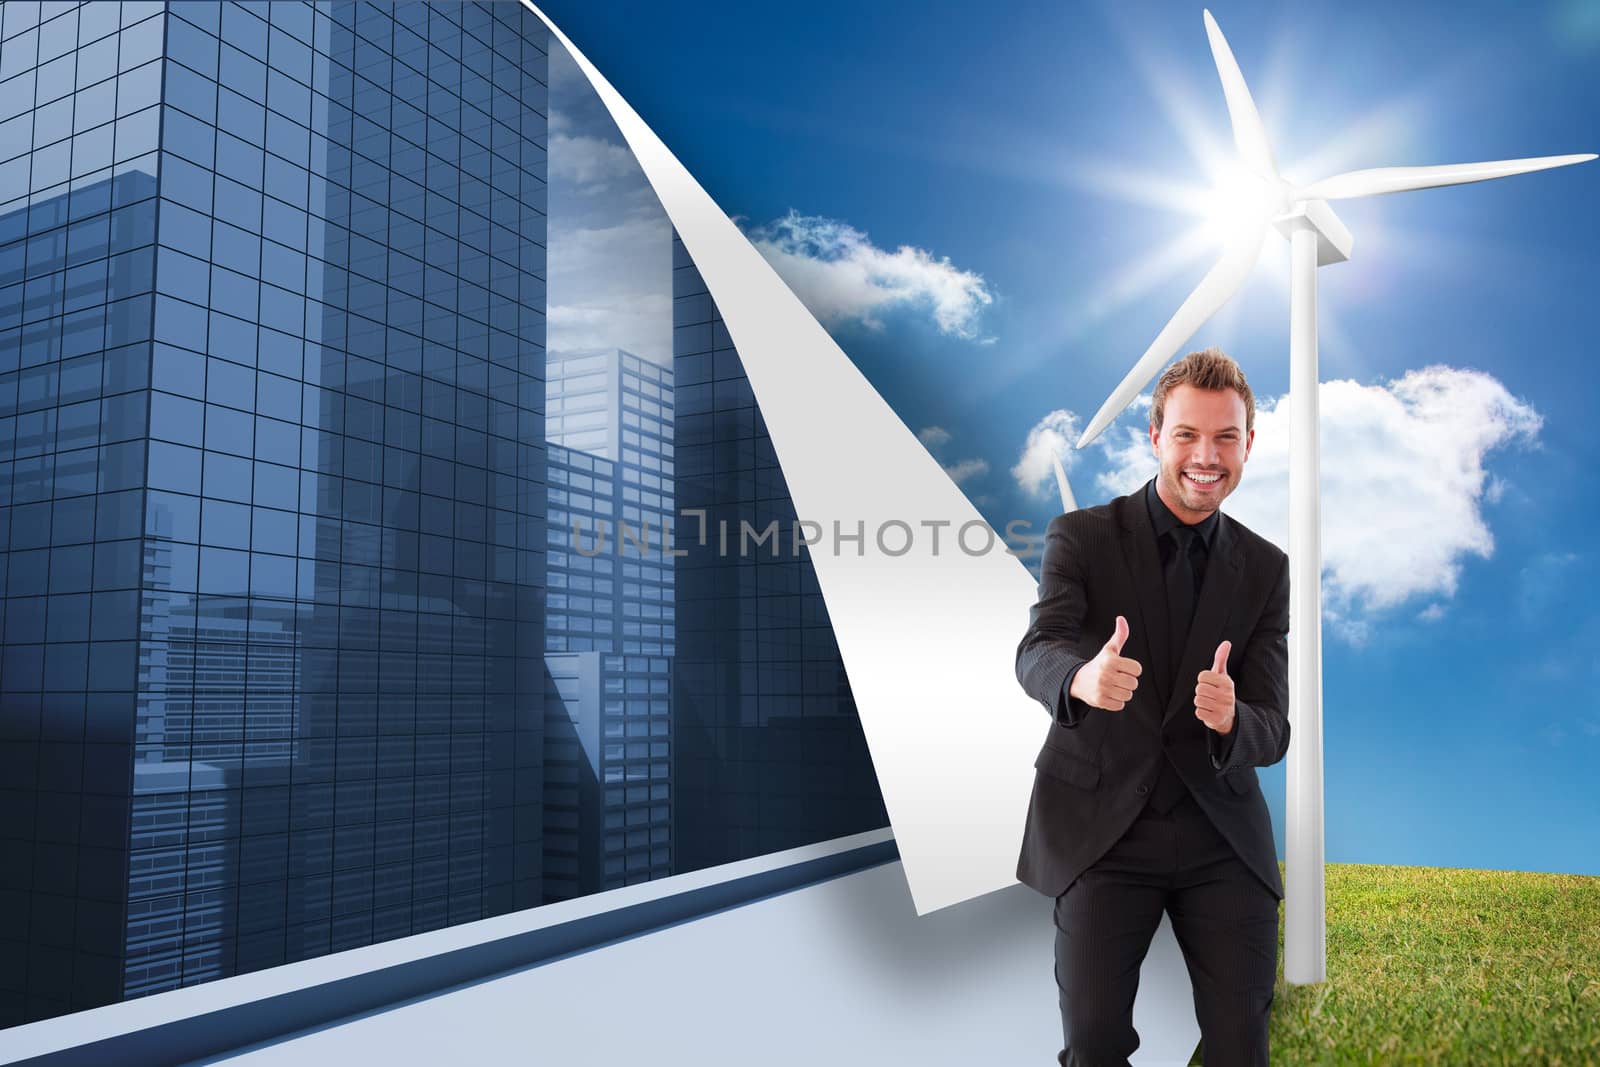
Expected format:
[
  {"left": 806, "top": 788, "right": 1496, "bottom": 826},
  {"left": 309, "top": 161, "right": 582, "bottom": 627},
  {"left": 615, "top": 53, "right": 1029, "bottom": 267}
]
[{"left": 1053, "top": 792, "right": 1278, "bottom": 1067}]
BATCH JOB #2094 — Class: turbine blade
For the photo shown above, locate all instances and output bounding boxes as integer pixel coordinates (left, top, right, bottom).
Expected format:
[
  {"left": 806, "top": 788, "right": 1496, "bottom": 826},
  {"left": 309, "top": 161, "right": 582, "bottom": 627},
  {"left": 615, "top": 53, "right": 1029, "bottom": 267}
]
[
  {"left": 1076, "top": 225, "right": 1267, "bottom": 449},
  {"left": 1052, "top": 452, "right": 1078, "bottom": 514},
  {"left": 1203, "top": 10, "right": 1280, "bottom": 179},
  {"left": 1298, "top": 153, "right": 1596, "bottom": 200}
]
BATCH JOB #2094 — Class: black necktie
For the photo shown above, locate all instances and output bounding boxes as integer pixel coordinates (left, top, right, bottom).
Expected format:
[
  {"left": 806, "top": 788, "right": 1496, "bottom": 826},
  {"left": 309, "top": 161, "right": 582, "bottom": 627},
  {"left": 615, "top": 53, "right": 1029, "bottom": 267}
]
[
  {"left": 1165, "top": 526, "right": 1201, "bottom": 678},
  {"left": 1151, "top": 525, "right": 1204, "bottom": 815}
]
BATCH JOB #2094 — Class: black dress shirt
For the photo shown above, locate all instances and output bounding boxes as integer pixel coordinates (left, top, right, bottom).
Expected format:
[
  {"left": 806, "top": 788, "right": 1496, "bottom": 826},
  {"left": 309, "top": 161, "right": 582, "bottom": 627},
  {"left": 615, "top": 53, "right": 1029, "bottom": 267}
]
[
  {"left": 1144, "top": 476, "right": 1218, "bottom": 581},
  {"left": 1053, "top": 479, "right": 1227, "bottom": 749}
]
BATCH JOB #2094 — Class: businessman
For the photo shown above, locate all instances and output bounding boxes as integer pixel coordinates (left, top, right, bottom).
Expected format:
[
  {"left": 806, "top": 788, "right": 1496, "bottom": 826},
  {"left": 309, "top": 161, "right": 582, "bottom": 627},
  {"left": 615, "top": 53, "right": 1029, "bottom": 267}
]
[{"left": 1015, "top": 348, "right": 1290, "bottom": 1067}]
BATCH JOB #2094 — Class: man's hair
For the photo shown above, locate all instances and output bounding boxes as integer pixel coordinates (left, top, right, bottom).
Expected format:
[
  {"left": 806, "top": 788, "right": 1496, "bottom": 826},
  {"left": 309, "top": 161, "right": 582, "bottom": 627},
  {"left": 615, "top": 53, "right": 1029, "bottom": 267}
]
[{"left": 1150, "top": 347, "right": 1255, "bottom": 434}]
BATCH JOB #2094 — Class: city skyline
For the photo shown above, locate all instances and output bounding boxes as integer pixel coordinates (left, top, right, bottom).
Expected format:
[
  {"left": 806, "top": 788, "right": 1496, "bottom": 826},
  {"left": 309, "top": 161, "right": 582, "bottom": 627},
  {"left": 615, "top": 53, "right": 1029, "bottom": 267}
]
[{"left": 0, "top": 1, "right": 892, "bottom": 1029}]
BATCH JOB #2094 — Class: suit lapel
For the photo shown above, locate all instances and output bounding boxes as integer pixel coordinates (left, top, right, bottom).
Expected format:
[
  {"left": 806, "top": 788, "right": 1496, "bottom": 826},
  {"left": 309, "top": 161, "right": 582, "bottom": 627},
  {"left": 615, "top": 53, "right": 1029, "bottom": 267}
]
[
  {"left": 1113, "top": 493, "right": 1172, "bottom": 717},
  {"left": 1164, "top": 512, "right": 1245, "bottom": 726}
]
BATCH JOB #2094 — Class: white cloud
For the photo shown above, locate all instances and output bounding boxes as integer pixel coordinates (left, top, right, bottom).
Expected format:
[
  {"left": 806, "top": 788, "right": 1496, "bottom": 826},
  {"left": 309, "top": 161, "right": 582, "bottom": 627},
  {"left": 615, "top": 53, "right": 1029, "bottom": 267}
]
[
  {"left": 547, "top": 215, "right": 674, "bottom": 365},
  {"left": 550, "top": 132, "right": 640, "bottom": 189},
  {"left": 943, "top": 458, "right": 990, "bottom": 484},
  {"left": 748, "top": 211, "right": 993, "bottom": 339},
  {"left": 919, "top": 425, "right": 987, "bottom": 487},
  {"left": 547, "top": 40, "right": 674, "bottom": 367},
  {"left": 1013, "top": 409, "right": 1085, "bottom": 498},
  {"left": 1095, "top": 366, "right": 1541, "bottom": 640}
]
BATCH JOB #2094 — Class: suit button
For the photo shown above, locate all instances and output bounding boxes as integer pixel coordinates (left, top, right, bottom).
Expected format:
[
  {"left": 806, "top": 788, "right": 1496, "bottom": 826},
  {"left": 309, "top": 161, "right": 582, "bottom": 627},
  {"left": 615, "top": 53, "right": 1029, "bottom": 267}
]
[{"left": 1137, "top": 784, "right": 1150, "bottom": 795}]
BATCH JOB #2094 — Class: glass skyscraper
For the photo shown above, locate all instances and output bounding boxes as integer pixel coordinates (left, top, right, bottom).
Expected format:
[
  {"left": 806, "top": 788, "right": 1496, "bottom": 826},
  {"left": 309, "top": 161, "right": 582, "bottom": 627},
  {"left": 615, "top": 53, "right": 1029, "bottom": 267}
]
[{"left": 0, "top": 1, "right": 549, "bottom": 1024}]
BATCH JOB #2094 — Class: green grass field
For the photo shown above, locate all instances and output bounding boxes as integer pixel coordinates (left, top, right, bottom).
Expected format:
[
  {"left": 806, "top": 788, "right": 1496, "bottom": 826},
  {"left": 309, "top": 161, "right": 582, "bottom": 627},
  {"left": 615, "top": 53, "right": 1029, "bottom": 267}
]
[{"left": 1191, "top": 864, "right": 1600, "bottom": 1066}]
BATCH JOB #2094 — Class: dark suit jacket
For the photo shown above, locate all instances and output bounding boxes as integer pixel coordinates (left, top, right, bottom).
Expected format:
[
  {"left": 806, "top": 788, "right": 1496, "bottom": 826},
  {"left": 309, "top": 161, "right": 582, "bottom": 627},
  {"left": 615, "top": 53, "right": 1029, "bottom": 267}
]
[{"left": 1014, "top": 483, "right": 1291, "bottom": 900}]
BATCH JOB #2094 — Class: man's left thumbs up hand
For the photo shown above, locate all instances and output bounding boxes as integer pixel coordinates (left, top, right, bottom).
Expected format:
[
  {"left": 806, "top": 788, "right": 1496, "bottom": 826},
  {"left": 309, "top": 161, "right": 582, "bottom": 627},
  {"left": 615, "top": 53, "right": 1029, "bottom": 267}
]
[{"left": 1194, "top": 640, "right": 1235, "bottom": 735}]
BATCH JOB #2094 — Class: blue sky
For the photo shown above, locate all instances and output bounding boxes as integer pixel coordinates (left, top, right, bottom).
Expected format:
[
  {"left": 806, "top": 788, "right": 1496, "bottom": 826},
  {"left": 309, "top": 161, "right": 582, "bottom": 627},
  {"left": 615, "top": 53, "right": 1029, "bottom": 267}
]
[{"left": 540, "top": 0, "right": 1600, "bottom": 876}]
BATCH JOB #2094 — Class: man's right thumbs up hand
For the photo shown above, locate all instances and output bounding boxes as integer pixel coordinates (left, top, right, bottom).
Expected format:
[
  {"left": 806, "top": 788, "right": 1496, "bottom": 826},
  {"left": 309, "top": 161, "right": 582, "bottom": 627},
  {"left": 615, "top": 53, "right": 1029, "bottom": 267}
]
[{"left": 1068, "top": 615, "right": 1143, "bottom": 712}]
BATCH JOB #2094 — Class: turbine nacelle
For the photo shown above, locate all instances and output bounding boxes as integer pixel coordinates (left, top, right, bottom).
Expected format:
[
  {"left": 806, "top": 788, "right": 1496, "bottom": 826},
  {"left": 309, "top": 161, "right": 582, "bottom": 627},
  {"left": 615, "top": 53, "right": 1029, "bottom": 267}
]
[
  {"left": 1272, "top": 199, "right": 1353, "bottom": 267},
  {"left": 1207, "top": 168, "right": 1349, "bottom": 265}
]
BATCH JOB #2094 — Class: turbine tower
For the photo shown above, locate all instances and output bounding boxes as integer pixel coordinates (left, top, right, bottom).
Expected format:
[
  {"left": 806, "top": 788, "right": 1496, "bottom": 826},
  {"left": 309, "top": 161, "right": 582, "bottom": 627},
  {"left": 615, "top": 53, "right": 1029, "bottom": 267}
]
[{"left": 1074, "top": 9, "right": 1593, "bottom": 984}]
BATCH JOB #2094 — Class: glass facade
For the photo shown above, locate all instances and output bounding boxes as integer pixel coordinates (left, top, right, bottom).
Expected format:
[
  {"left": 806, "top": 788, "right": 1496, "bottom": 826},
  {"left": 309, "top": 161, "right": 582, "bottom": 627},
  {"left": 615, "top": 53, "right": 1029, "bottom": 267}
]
[
  {"left": 0, "top": 0, "right": 548, "bottom": 1024},
  {"left": 669, "top": 234, "right": 887, "bottom": 872},
  {"left": 0, "top": 0, "right": 177, "bottom": 1023}
]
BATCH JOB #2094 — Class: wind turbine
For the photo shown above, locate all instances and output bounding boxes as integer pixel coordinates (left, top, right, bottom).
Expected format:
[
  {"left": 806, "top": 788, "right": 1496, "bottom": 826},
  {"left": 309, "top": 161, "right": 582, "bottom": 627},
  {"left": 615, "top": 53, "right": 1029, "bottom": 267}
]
[{"left": 1073, "top": 9, "right": 1593, "bottom": 984}]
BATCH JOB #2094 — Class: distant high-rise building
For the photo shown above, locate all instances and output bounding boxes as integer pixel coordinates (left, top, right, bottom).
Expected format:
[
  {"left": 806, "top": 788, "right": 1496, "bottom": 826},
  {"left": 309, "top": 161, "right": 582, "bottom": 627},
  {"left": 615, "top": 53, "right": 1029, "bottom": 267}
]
[
  {"left": 669, "top": 233, "right": 888, "bottom": 872},
  {"left": 545, "top": 350, "right": 674, "bottom": 661},
  {"left": 0, "top": 2, "right": 548, "bottom": 1024},
  {"left": 123, "top": 553, "right": 299, "bottom": 996},
  {"left": 545, "top": 347, "right": 670, "bottom": 464},
  {"left": 542, "top": 348, "right": 674, "bottom": 900}
]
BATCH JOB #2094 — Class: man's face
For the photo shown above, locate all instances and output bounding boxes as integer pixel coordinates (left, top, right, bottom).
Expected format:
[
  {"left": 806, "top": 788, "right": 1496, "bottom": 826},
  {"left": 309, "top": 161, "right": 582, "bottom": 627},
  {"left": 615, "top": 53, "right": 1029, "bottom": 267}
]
[{"left": 1149, "top": 384, "right": 1254, "bottom": 523}]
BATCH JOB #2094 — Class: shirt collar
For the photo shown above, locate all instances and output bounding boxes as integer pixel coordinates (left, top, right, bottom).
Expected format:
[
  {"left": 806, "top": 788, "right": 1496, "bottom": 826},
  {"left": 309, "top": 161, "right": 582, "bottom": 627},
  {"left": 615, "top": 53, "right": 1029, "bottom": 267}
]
[{"left": 1144, "top": 477, "right": 1219, "bottom": 549}]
